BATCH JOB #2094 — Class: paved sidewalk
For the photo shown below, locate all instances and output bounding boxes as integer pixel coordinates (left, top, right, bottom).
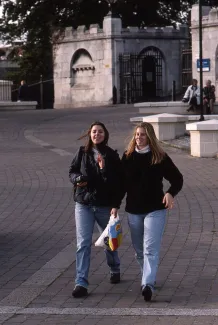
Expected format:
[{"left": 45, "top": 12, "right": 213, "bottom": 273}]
[{"left": 0, "top": 106, "right": 218, "bottom": 324}]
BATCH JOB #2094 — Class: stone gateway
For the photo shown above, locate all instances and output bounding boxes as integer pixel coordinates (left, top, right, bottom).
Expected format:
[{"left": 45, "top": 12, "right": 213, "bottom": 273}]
[{"left": 53, "top": 13, "right": 189, "bottom": 108}]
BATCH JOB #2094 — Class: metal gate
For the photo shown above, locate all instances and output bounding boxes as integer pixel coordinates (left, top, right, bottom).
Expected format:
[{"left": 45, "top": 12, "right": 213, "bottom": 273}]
[
  {"left": 119, "top": 47, "right": 163, "bottom": 103},
  {"left": 182, "top": 48, "right": 192, "bottom": 93}
]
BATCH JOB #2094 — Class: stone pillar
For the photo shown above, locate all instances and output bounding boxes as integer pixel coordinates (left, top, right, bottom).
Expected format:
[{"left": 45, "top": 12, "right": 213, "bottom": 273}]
[
  {"left": 102, "top": 13, "right": 122, "bottom": 104},
  {"left": 191, "top": 4, "right": 210, "bottom": 23},
  {"left": 135, "top": 113, "right": 188, "bottom": 141},
  {"left": 103, "top": 13, "right": 122, "bottom": 36},
  {"left": 0, "top": 80, "right": 13, "bottom": 101},
  {"left": 191, "top": 4, "right": 213, "bottom": 82}
]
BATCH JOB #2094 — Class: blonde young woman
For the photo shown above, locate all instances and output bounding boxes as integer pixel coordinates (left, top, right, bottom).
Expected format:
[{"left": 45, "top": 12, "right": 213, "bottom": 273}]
[{"left": 121, "top": 122, "right": 183, "bottom": 302}]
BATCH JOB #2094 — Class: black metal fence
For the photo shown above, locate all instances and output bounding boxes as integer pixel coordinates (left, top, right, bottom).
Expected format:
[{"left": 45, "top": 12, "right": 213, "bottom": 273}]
[{"left": 182, "top": 48, "right": 192, "bottom": 93}]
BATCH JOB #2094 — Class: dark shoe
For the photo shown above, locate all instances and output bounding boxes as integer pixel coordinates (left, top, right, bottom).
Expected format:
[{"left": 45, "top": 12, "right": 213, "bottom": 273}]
[
  {"left": 142, "top": 285, "right": 153, "bottom": 302},
  {"left": 110, "top": 273, "right": 120, "bottom": 284},
  {"left": 72, "top": 285, "right": 88, "bottom": 298}
]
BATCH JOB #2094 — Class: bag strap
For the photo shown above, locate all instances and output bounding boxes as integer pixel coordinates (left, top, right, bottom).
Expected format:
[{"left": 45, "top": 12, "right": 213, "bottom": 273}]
[{"left": 78, "top": 147, "right": 88, "bottom": 177}]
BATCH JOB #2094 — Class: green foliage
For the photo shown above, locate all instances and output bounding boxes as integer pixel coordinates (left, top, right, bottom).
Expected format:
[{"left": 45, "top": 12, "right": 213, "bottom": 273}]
[{"left": 0, "top": 0, "right": 212, "bottom": 83}]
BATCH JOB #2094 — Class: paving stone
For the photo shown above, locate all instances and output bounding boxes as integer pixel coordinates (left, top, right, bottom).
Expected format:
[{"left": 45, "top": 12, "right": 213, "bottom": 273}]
[{"left": 0, "top": 107, "right": 217, "bottom": 324}]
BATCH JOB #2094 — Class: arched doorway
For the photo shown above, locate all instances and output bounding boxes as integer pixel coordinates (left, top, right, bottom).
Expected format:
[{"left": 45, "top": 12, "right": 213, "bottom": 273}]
[
  {"left": 140, "top": 46, "right": 163, "bottom": 100},
  {"left": 119, "top": 46, "right": 164, "bottom": 103},
  {"left": 142, "top": 56, "right": 156, "bottom": 98}
]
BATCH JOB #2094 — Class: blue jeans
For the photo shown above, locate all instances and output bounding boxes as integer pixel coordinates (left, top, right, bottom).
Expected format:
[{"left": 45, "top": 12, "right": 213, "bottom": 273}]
[
  {"left": 75, "top": 203, "right": 120, "bottom": 288},
  {"left": 128, "top": 209, "right": 166, "bottom": 290}
]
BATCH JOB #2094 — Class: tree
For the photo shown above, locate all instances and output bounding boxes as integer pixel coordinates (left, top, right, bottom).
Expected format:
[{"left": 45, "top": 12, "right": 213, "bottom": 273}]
[{"left": 0, "top": 0, "right": 215, "bottom": 83}]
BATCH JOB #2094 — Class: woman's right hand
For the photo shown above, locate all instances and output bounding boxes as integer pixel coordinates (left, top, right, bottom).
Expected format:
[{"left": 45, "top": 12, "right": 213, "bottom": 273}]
[
  {"left": 97, "top": 154, "right": 105, "bottom": 169},
  {"left": 111, "top": 208, "right": 118, "bottom": 217}
]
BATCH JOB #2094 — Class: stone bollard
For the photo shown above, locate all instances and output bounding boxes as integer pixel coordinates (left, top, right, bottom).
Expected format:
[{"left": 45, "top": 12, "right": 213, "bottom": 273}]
[
  {"left": 186, "top": 120, "right": 218, "bottom": 157},
  {"left": 130, "top": 113, "right": 188, "bottom": 141}
]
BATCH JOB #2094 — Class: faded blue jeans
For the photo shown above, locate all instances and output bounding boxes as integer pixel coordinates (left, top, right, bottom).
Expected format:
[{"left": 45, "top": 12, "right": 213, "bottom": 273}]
[
  {"left": 75, "top": 203, "right": 120, "bottom": 288},
  {"left": 128, "top": 209, "right": 166, "bottom": 290}
]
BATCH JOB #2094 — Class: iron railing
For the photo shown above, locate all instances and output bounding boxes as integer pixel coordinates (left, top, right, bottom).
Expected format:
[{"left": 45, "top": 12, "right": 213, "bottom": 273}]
[
  {"left": 119, "top": 47, "right": 163, "bottom": 104},
  {"left": 11, "top": 77, "right": 54, "bottom": 109}
]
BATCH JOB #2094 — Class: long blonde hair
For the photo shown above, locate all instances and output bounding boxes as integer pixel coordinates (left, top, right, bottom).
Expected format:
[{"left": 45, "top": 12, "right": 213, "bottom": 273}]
[{"left": 126, "top": 122, "right": 165, "bottom": 164}]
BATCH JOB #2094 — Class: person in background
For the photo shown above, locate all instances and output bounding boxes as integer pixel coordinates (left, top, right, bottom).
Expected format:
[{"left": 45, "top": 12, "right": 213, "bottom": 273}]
[
  {"left": 182, "top": 79, "right": 200, "bottom": 113},
  {"left": 17, "top": 80, "right": 29, "bottom": 101},
  {"left": 203, "top": 80, "right": 216, "bottom": 114},
  {"left": 69, "top": 121, "right": 123, "bottom": 298},
  {"left": 121, "top": 122, "right": 183, "bottom": 302}
]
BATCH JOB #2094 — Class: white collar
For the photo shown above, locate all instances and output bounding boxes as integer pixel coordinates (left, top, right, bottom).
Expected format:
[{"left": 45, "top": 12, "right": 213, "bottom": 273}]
[
  {"left": 92, "top": 147, "right": 99, "bottom": 162},
  {"left": 135, "top": 145, "right": 150, "bottom": 154}
]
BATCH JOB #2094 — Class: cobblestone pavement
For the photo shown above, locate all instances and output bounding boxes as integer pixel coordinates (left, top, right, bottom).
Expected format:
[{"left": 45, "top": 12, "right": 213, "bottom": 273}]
[{"left": 0, "top": 106, "right": 218, "bottom": 324}]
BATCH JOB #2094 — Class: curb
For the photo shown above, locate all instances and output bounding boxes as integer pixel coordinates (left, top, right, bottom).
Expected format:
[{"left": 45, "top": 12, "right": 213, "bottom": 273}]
[
  {"left": 160, "top": 140, "right": 190, "bottom": 152},
  {"left": 161, "top": 141, "right": 218, "bottom": 159}
]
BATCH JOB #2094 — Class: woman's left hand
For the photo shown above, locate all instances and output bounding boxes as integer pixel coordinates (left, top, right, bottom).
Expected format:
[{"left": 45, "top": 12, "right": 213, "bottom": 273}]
[
  {"left": 163, "top": 193, "right": 174, "bottom": 209},
  {"left": 111, "top": 208, "right": 118, "bottom": 217}
]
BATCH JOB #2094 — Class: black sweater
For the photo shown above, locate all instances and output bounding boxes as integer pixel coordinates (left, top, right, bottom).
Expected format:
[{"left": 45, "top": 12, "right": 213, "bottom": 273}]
[
  {"left": 69, "top": 146, "right": 123, "bottom": 208},
  {"left": 121, "top": 150, "right": 183, "bottom": 214}
]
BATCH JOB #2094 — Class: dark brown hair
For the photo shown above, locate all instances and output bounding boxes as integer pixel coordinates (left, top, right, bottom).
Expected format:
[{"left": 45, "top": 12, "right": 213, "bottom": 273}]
[{"left": 78, "top": 121, "right": 109, "bottom": 152}]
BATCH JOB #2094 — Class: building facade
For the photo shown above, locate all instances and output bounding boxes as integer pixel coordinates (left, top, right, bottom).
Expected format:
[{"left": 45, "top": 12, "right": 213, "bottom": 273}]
[
  {"left": 191, "top": 4, "right": 218, "bottom": 93},
  {"left": 53, "top": 13, "right": 189, "bottom": 108},
  {"left": 0, "top": 41, "right": 23, "bottom": 79}
]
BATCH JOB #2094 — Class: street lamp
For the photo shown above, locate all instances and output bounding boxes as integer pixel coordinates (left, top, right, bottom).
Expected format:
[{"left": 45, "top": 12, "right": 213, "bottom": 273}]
[{"left": 198, "top": 0, "right": 204, "bottom": 121}]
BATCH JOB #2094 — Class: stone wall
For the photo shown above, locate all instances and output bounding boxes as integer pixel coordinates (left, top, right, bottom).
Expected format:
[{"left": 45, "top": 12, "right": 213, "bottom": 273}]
[{"left": 53, "top": 14, "right": 189, "bottom": 108}]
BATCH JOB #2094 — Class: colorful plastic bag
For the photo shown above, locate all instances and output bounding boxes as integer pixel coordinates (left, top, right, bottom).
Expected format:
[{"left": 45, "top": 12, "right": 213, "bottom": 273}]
[
  {"left": 95, "top": 214, "right": 122, "bottom": 251},
  {"left": 108, "top": 214, "right": 122, "bottom": 251},
  {"left": 94, "top": 224, "right": 109, "bottom": 249}
]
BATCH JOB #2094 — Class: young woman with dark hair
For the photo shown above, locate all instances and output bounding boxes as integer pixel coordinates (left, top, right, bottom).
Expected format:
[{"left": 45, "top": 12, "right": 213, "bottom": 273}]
[{"left": 69, "top": 121, "right": 123, "bottom": 298}]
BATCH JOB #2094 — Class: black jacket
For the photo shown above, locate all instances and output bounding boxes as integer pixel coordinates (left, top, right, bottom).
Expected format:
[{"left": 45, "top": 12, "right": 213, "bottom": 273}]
[
  {"left": 18, "top": 84, "right": 29, "bottom": 101},
  {"left": 69, "top": 146, "right": 123, "bottom": 208},
  {"left": 121, "top": 150, "right": 183, "bottom": 214}
]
